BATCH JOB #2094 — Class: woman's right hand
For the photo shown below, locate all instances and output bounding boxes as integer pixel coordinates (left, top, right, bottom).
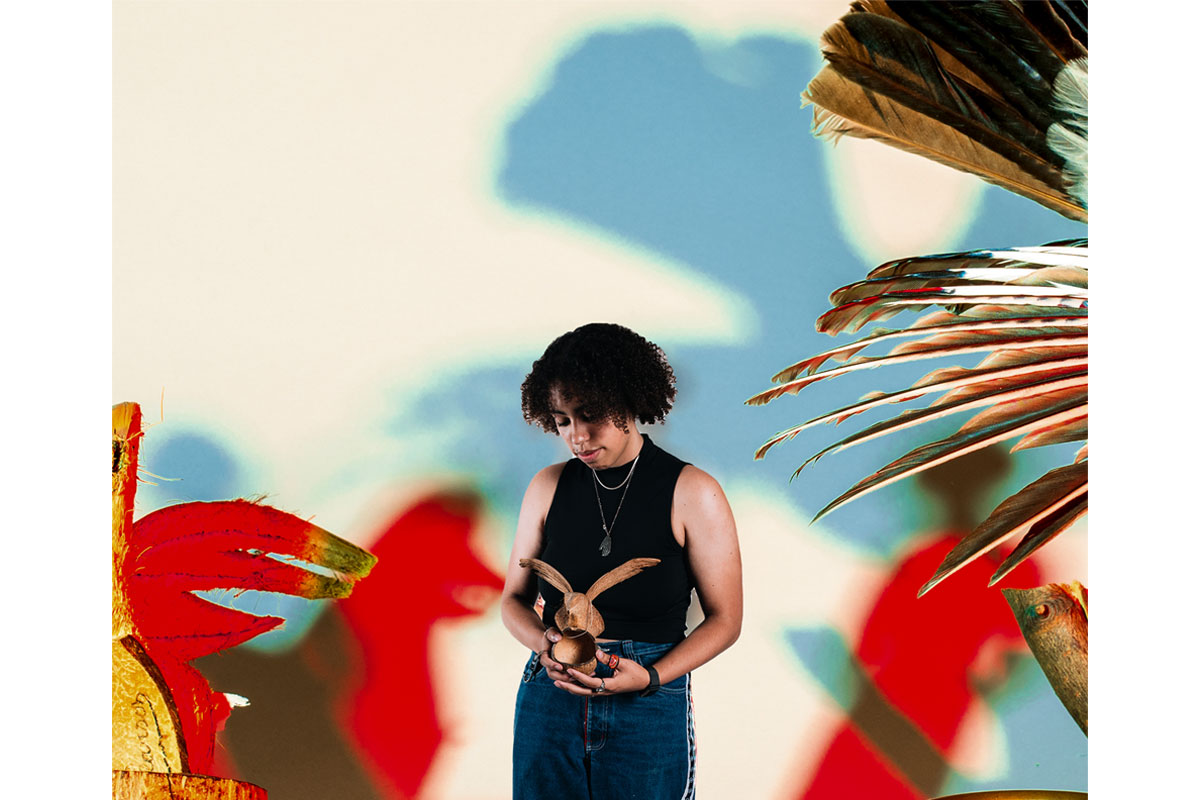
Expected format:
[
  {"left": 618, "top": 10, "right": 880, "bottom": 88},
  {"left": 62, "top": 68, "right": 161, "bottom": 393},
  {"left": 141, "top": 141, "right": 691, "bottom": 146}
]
[
  {"left": 538, "top": 627, "right": 565, "bottom": 674},
  {"left": 541, "top": 627, "right": 586, "bottom": 686}
]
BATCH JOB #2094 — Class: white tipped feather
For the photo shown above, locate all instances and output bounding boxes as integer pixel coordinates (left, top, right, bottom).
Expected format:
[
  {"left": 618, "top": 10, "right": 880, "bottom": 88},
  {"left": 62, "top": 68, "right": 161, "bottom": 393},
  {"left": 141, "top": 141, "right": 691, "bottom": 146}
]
[{"left": 1048, "top": 58, "right": 1088, "bottom": 208}]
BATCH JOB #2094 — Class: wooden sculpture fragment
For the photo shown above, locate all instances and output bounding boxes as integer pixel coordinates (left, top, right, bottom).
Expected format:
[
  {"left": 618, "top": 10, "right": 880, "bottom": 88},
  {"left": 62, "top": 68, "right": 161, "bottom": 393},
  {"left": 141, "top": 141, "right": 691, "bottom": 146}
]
[
  {"left": 112, "top": 401, "right": 378, "bottom": 797},
  {"left": 519, "top": 557, "right": 660, "bottom": 674},
  {"left": 1002, "top": 582, "right": 1088, "bottom": 735}
]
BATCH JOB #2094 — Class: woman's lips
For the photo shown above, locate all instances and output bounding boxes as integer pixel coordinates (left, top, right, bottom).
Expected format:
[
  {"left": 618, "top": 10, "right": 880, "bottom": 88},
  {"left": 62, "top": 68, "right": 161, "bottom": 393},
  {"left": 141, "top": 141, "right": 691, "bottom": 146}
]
[{"left": 578, "top": 448, "right": 600, "bottom": 463}]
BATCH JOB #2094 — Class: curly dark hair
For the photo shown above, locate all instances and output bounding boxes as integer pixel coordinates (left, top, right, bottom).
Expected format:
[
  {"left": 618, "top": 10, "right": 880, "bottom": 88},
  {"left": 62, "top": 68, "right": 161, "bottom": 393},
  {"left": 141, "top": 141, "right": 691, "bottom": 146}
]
[{"left": 521, "top": 323, "right": 677, "bottom": 434}]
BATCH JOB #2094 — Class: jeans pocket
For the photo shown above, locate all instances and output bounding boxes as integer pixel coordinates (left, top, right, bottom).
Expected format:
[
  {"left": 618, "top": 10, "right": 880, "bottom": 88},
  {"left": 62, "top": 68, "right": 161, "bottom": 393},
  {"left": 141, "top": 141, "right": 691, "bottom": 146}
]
[
  {"left": 657, "top": 673, "right": 688, "bottom": 695},
  {"left": 521, "top": 650, "right": 544, "bottom": 683}
]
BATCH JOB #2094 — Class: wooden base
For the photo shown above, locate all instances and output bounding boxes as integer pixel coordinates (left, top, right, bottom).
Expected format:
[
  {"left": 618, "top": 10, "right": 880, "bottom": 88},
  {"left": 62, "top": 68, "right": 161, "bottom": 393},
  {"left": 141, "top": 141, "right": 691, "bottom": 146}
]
[
  {"left": 113, "top": 771, "right": 267, "bottom": 800},
  {"left": 932, "top": 792, "right": 1086, "bottom": 800}
]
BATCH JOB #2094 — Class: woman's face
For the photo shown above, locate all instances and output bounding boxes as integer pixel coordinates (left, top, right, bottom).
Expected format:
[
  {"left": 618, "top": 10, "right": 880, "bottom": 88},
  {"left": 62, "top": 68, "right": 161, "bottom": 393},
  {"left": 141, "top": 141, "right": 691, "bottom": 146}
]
[{"left": 548, "top": 386, "right": 641, "bottom": 470}]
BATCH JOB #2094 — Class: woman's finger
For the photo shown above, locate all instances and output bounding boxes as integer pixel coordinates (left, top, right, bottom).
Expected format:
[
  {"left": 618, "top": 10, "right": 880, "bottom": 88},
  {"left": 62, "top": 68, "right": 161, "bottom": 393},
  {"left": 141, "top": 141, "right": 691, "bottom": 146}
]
[
  {"left": 566, "top": 668, "right": 601, "bottom": 688},
  {"left": 553, "top": 679, "right": 599, "bottom": 696}
]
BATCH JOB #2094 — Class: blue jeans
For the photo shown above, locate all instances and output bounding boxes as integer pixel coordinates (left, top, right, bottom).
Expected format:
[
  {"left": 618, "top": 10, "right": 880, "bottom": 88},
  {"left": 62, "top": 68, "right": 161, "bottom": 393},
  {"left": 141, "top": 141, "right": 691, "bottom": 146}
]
[{"left": 513, "top": 639, "right": 696, "bottom": 799}]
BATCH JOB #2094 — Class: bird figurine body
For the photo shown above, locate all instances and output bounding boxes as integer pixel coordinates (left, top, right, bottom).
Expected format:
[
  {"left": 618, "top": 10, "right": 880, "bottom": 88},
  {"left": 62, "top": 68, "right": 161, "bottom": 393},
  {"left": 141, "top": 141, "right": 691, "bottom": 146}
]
[{"left": 519, "top": 556, "right": 660, "bottom": 674}]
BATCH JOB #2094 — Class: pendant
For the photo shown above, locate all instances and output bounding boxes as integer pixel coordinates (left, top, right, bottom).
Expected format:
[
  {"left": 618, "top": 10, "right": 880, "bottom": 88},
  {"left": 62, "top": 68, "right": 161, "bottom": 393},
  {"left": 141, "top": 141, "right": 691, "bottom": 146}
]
[{"left": 599, "top": 533, "right": 612, "bottom": 557}]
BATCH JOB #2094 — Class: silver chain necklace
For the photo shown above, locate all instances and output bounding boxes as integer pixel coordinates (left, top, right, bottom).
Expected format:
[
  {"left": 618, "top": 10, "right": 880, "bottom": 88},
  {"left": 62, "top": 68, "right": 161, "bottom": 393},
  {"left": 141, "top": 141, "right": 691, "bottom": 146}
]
[
  {"left": 591, "top": 455, "right": 639, "bottom": 557},
  {"left": 593, "top": 453, "right": 639, "bottom": 490}
]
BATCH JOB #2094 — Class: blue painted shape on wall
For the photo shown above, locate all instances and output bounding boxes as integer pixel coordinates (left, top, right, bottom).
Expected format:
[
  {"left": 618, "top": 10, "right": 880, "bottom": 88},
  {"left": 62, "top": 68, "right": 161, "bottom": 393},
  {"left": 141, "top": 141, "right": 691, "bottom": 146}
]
[
  {"left": 139, "top": 430, "right": 244, "bottom": 506},
  {"left": 495, "top": 25, "right": 1084, "bottom": 554}
]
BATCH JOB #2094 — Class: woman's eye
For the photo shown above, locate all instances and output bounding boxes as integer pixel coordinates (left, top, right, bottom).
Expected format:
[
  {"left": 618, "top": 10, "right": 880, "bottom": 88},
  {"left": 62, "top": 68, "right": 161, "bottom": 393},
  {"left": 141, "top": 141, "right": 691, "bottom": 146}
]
[{"left": 555, "top": 418, "right": 569, "bottom": 428}]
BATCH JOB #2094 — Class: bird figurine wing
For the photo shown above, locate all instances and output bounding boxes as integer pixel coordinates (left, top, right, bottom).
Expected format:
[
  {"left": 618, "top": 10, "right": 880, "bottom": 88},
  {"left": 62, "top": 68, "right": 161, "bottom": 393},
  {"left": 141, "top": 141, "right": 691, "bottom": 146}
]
[
  {"left": 804, "top": 0, "right": 1087, "bottom": 219},
  {"left": 519, "top": 557, "right": 574, "bottom": 594}
]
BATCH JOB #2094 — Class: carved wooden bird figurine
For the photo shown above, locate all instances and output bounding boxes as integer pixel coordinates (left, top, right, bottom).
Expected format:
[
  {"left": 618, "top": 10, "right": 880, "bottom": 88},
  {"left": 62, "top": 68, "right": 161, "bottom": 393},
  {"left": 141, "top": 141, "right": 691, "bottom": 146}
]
[
  {"left": 519, "top": 557, "right": 659, "bottom": 674},
  {"left": 1002, "top": 581, "right": 1088, "bottom": 735}
]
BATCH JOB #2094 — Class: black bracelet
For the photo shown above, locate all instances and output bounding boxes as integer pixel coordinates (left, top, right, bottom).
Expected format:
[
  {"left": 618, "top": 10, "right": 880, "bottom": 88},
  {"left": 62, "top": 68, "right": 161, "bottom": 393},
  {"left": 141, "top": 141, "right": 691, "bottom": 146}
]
[{"left": 639, "top": 664, "right": 660, "bottom": 697}]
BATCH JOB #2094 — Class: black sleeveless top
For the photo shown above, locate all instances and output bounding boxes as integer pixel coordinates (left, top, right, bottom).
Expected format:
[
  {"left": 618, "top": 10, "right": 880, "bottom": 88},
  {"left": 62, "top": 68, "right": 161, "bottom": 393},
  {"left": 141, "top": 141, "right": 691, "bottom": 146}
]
[{"left": 537, "top": 435, "right": 692, "bottom": 643}]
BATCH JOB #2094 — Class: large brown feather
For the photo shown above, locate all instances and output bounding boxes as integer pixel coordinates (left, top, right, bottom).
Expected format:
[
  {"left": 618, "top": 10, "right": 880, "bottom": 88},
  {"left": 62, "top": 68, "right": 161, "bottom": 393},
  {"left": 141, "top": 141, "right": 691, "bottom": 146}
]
[{"left": 804, "top": 4, "right": 1087, "bottom": 222}]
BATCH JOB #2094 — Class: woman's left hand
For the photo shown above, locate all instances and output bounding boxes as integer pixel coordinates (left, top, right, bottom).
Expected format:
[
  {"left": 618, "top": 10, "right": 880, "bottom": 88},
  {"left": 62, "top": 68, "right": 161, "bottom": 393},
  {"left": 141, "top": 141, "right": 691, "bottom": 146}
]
[{"left": 553, "top": 646, "right": 651, "bottom": 696}]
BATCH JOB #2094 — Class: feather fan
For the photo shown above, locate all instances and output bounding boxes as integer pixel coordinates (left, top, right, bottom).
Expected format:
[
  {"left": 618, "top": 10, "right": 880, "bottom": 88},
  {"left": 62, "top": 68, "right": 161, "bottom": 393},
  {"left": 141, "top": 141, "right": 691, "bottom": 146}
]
[{"left": 754, "top": 0, "right": 1087, "bottom": 595}]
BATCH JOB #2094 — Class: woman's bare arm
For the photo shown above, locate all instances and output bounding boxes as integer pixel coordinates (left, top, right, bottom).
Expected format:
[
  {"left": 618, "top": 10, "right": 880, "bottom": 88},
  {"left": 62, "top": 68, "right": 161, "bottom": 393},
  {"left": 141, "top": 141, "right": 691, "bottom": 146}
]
[{"left": 500, "top": 463, "right": 566, "bottom": 654}]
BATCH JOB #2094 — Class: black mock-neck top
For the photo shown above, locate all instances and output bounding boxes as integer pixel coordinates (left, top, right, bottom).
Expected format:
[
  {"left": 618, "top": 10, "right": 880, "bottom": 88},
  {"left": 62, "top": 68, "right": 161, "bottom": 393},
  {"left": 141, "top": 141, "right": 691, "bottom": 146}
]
[{"left": 537, "top": 435, "right": 692, "bottom": 643}]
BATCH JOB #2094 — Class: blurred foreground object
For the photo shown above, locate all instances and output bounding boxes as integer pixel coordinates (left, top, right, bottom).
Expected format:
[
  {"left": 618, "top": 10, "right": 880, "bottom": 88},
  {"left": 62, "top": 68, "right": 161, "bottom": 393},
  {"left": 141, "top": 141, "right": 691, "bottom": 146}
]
[
  {"left": 112, "top": 402, "right": 377, "bottom": 797},
  {"left": 1002, "top": 583, "right": 1088, "bottom": 735},
  {"left": 751, "top": 0, "right": 1087, "bottom": 594}
]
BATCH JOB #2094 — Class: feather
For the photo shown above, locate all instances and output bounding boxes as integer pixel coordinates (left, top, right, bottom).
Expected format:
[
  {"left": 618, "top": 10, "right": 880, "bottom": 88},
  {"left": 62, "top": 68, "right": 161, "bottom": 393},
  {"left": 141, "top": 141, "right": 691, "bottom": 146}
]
[
  {"left": 811, "top": 396, "right": 1086, "bottom": 520},
  {"left": 918, "top": 462, "right": 1088, "bottom": 595},
  {"left": 816, "top": 287, "right": 1085, "bottom": 335},
  {"left": 765, "top": 370, "right": 1087, "bottom": 466},
  {"left": 771, "top": 313, "right": 1086, "bottom": 383},
  {"left": 1010, "top": 413, "right": 1088, "bottom": 452},
  {"left": 1047, "top": 57, "right": 1088, "bottom": 207},
  {"left": 748, "top": 336, "right": 1085, "bottom": 408},
  {"left": 804, "top": 5, "right": 1087, "bottom": 221},
  {"left": 1020, "top": 2, "right": 1089, "bottom": 62},
  {"left": 885, "top": 2, "right": 1062, "bottom": 124},
  {"left": 990, "top": 490, "right": 1088, "bottom": 584},
  {"left": 954, "top": 383, "right": 1086, "bottom": 437}
]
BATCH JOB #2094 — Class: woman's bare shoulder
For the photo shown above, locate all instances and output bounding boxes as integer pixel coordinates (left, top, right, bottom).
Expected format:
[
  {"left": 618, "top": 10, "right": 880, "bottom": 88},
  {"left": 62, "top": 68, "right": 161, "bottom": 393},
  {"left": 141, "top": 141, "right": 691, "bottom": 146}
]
[
  {"left": 675, "top": 463, "right": 725, "bottom": 498},
  {"left": 673, "top": 464, "right": 735, "bottom": 536},
  {"left": 522, "top": 460, "right": 569, "bottom": 507}
]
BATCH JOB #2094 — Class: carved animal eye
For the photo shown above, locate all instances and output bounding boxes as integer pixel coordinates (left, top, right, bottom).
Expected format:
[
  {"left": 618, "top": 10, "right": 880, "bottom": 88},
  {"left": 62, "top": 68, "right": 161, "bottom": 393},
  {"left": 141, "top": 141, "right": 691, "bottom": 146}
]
[{"left": 1034, "top": 603, "right": 1050, "bottom": 618}]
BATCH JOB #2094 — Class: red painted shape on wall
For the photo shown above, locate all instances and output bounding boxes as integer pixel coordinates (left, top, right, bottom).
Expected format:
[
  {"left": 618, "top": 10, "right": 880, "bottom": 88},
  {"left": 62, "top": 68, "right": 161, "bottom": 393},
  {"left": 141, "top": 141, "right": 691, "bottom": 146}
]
[
  {"left": 336, "top": 492, "right": 504, "bottom": 798},
  {"left": 799, "top": 533, "right": 1043, "bottom": 799}
]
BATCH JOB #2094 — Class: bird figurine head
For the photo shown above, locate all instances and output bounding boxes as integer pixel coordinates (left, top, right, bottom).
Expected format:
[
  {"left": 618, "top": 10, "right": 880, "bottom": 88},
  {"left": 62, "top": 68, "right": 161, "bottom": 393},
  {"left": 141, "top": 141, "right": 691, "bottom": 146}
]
[
  {"left": 519, "top": 556, "right": 660, "bottom": 674},
  {"left": 1002, "top": 581, "right": 1089, "bottom": 735}
]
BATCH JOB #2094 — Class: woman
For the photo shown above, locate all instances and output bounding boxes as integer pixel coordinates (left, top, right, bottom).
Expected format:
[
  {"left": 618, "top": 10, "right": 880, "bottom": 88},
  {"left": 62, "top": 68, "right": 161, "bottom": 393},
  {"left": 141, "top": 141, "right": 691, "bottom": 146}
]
[{"left": 501, "top": 322, "right": 742, "bottom": 799}]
